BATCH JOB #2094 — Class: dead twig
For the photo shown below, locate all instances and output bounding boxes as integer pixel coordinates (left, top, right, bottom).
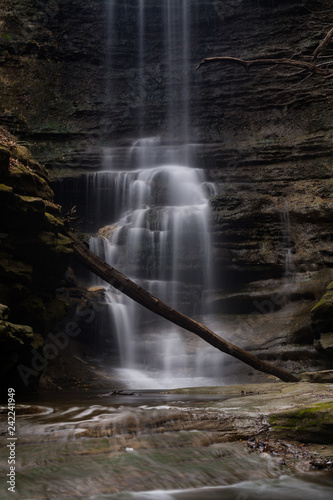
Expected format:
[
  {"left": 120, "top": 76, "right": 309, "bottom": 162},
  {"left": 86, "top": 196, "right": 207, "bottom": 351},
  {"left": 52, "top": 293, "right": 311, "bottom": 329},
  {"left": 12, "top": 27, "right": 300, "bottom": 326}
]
[{"left": 195, "top": 56, "right": 333, "bottom": 77}]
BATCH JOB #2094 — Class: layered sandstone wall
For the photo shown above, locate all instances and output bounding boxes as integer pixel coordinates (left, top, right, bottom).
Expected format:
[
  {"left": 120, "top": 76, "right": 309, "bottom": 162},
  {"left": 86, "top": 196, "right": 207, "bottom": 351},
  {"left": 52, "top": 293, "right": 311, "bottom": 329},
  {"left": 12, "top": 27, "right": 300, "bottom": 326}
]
[{"left": 1, "top": 0, "right": 333, "bottom": 380}]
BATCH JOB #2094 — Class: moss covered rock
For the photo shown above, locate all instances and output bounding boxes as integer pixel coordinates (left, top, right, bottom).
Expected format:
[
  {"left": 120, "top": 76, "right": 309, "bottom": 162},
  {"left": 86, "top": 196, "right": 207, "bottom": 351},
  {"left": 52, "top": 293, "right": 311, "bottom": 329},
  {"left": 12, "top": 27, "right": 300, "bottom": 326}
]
[
  {"left": 0, "top": 128, "right": 73, "bottom": 392},
  {"left": 310, "top": 283, "right": 333, "bottom": 365},
  {"left": 269, "top": 402, "right": 333, "bottom": 444},
  {"left": 311, "top": 285, "right": 333, "bottom": 336},
  {"left": 7, "top": 158, "right": 54, "bottom": 200},
  {"left": 0, "top": 313, "right": 44, "bottom": 391}
]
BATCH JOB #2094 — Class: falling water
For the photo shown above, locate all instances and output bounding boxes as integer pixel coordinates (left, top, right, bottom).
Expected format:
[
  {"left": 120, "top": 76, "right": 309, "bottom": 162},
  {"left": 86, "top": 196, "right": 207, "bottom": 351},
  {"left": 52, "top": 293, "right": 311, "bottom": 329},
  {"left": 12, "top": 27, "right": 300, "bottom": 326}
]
[
  {"left": 88, "top": 0, "right": 220, "bottom": 388},
  {"left": 138, "top": 0, "right": 145, "bottom": 135},
  {"left": 104, "top": 0, "right": 115, "bottom": 141},
  {"left": 89, "top": 157, "right": 218, "bottom": 388},
  {"left": 280, "top": 199, "right": 295, "bottom": 279},
  {"left": 164, "top": 0, "right": 190, "bottom": 149}
]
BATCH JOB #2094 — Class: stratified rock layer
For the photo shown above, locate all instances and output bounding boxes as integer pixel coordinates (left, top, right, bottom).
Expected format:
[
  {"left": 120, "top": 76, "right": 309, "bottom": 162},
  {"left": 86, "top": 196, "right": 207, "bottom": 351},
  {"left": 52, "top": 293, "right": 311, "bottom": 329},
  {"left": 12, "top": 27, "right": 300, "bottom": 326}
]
[
  {"left": 1, "top": 0, "right": 332, "bottom": 284},
  {"left": 0, "top": 128, "right": 72, "bottom": 391},
  {"left": 1, "top": 1, "right": 333, "bottom": 377}
]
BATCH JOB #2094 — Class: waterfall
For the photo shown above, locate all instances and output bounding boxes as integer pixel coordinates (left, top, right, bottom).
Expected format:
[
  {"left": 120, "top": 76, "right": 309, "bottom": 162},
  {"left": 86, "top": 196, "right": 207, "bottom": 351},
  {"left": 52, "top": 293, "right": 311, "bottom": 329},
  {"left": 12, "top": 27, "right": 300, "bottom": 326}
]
[
  {"left": 87, "top": 0, "right": 221, "bottom": 388},
  {"left": 90, "top": 163, "right": 214, "bottom": 303}
]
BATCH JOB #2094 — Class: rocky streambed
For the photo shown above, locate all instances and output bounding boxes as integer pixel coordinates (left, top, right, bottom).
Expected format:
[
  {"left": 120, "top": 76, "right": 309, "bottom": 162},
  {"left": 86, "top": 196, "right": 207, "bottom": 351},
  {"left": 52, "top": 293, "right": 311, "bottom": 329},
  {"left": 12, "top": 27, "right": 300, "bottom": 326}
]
[
  {"left": 0, "top": 382, "right": 332, "bottom": 499},
  {"left": 166, "top": 381, "right": 333, "bottom": 445}
]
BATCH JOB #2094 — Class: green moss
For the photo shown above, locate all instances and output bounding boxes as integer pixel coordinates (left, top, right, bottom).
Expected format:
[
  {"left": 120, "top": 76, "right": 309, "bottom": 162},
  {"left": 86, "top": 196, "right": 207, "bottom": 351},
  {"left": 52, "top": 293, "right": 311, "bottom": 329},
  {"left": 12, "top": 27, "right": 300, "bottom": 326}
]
[
  {"left": 44, "top": 200, "right": 62, "bottom": 216},
  {"left": 14, "top": 144, "right": 33, "bottom": 161},
  {"left": 8, "top": 162, "right": 54, "bottom": 201},
  {"left": 36, "top": 231, "right": 72, "bottom": 256},
  {"left": 310, "top": 290, "right": 333, "bottom": 335},
  {"left": 297, "top": 401, "right": 333, "bottom": 413},
  {"left": 269, "top": 402, "right": 333, "bottom": 443},
  {"left": 20, "top": 195, "right": 45, "bottom": 209},
  {"left": 56, "top": 233, "right": 73, "bottom": 253},
  {"left": 0, "top": 183, "right": 13, "bottom": 193},
  {"left": 311, "top": 292, "right": 333, "bottom": 315},
  {"left": 44, "top": 212, "right": 65, "bottom": 231}
]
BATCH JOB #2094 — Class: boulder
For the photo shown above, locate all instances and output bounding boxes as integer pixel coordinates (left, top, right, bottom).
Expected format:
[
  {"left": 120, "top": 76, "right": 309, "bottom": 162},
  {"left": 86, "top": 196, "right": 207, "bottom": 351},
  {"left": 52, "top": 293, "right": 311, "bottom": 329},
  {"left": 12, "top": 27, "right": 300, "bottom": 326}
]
[
  {"left": 299, "top": 370, "right": 333, "bottom": 383},
  {"left": 310, "top": 285, "right": 333, "bottom": 336},
  {"left": 310, "top": 283, "right": 333, "bottom": 365},
  {"left": 0, "top": 312, "right": 44, "bottom": 391}
]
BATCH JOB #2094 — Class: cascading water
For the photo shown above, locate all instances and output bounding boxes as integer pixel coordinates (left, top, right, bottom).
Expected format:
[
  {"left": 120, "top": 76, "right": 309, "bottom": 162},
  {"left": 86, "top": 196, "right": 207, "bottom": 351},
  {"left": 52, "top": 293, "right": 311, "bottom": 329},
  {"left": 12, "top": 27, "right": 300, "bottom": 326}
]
[
  {"left": 88, "top": 0, "right": 221, "bottom": 388},
  {"left": 89, "top": 157, "right": 218, "bottom": 387},
  {"left": 280, "top": 199, "right": 295, "bottom": 279}
]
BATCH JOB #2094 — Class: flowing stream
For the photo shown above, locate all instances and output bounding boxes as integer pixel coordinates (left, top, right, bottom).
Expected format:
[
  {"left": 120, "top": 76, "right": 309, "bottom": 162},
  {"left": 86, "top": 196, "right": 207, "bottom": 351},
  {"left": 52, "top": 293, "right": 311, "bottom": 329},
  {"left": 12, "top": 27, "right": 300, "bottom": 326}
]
[{"left": 1, "top": 392, "right": 332, "bottom": 500}]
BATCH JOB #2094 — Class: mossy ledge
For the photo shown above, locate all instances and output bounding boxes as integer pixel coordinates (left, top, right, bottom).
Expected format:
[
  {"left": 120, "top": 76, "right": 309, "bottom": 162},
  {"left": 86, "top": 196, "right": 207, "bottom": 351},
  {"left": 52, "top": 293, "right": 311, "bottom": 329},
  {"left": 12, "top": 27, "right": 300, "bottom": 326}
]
[{"left": 269, "top": 401, "right": 333, "bottom": 444}]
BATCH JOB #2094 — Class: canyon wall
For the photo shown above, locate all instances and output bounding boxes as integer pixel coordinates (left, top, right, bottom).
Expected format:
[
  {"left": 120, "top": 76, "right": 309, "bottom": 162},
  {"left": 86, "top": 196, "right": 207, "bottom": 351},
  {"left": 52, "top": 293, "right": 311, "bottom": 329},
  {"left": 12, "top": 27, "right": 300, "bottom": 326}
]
[
  {"left": 2, "top": 0, "right": 331, "bottom": 283},
  {"left": 1, "top": 0, "right": 333, "bottom": 384}
]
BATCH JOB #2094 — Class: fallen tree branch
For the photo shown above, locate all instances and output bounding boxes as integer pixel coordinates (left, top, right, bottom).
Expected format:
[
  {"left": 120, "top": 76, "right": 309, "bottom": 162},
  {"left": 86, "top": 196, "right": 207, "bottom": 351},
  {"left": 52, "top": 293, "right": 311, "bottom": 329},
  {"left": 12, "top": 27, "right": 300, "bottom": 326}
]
[
  {"left": 68, "top": 231, "right": 299, "bottom": 383},
  {"left": 313, "top": 26, "right": 333, "bottom": 60},
  {"left": 195, "top": 56, "right": 333, "bottom": 76}
]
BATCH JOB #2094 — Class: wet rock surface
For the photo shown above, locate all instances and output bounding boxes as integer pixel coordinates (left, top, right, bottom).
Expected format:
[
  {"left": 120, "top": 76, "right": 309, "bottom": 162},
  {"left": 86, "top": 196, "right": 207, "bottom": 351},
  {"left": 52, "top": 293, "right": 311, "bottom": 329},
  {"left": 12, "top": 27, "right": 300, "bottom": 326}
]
[
  {"left": 166, "top": 382, "right": 333, "bottom": 444},
  {"left": 0, "top": 382, "right": 332, "bottom": 498}
]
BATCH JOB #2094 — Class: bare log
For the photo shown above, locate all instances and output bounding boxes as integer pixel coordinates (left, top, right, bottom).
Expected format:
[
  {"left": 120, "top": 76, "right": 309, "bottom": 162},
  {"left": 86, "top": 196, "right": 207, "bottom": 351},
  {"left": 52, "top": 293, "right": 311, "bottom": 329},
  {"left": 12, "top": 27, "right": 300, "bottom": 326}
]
[
  {"left": 195, "top": 56, "right": 332, "bottom": 76},
  {"left": 69, "top": 231, "right": 299, "bottom": 383},
  {"left": 313, "top": 26, "right": 333, "bottom": 60}
]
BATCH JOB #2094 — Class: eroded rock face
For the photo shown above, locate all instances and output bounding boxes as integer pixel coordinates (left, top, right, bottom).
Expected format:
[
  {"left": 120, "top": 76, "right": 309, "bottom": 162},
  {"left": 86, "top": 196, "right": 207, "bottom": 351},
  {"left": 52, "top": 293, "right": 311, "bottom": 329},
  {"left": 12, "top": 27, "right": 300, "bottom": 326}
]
[
  {"left": 1, "top": 1, "right": 332, "bottom": 284},
  {"left": 0, "top": 127, "right": 73, "bottom": 391},
  {"left": 1, "top": 0, "right": 333, "bottom": 378},
  {"left": 0, "top": 0, "right": 105, "bottom": 168},
  {"left": 191, "top": 0, "right": 333, "bottom": 285}
]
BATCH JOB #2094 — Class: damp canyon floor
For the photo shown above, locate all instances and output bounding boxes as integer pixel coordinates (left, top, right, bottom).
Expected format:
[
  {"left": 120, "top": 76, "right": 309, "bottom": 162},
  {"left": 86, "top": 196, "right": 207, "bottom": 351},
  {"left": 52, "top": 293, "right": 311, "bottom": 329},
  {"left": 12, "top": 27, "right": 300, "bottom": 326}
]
[{"left": 1, "top": 382, "right": 333, "bottom": 499}]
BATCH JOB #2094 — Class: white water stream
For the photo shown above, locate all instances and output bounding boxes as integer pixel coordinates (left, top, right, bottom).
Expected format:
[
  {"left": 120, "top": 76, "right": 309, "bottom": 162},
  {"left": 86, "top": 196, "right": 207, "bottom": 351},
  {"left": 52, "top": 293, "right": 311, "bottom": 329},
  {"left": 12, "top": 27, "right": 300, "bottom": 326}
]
[{"left": 89, "top": 140, "right": 219, "bottom": 388}]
